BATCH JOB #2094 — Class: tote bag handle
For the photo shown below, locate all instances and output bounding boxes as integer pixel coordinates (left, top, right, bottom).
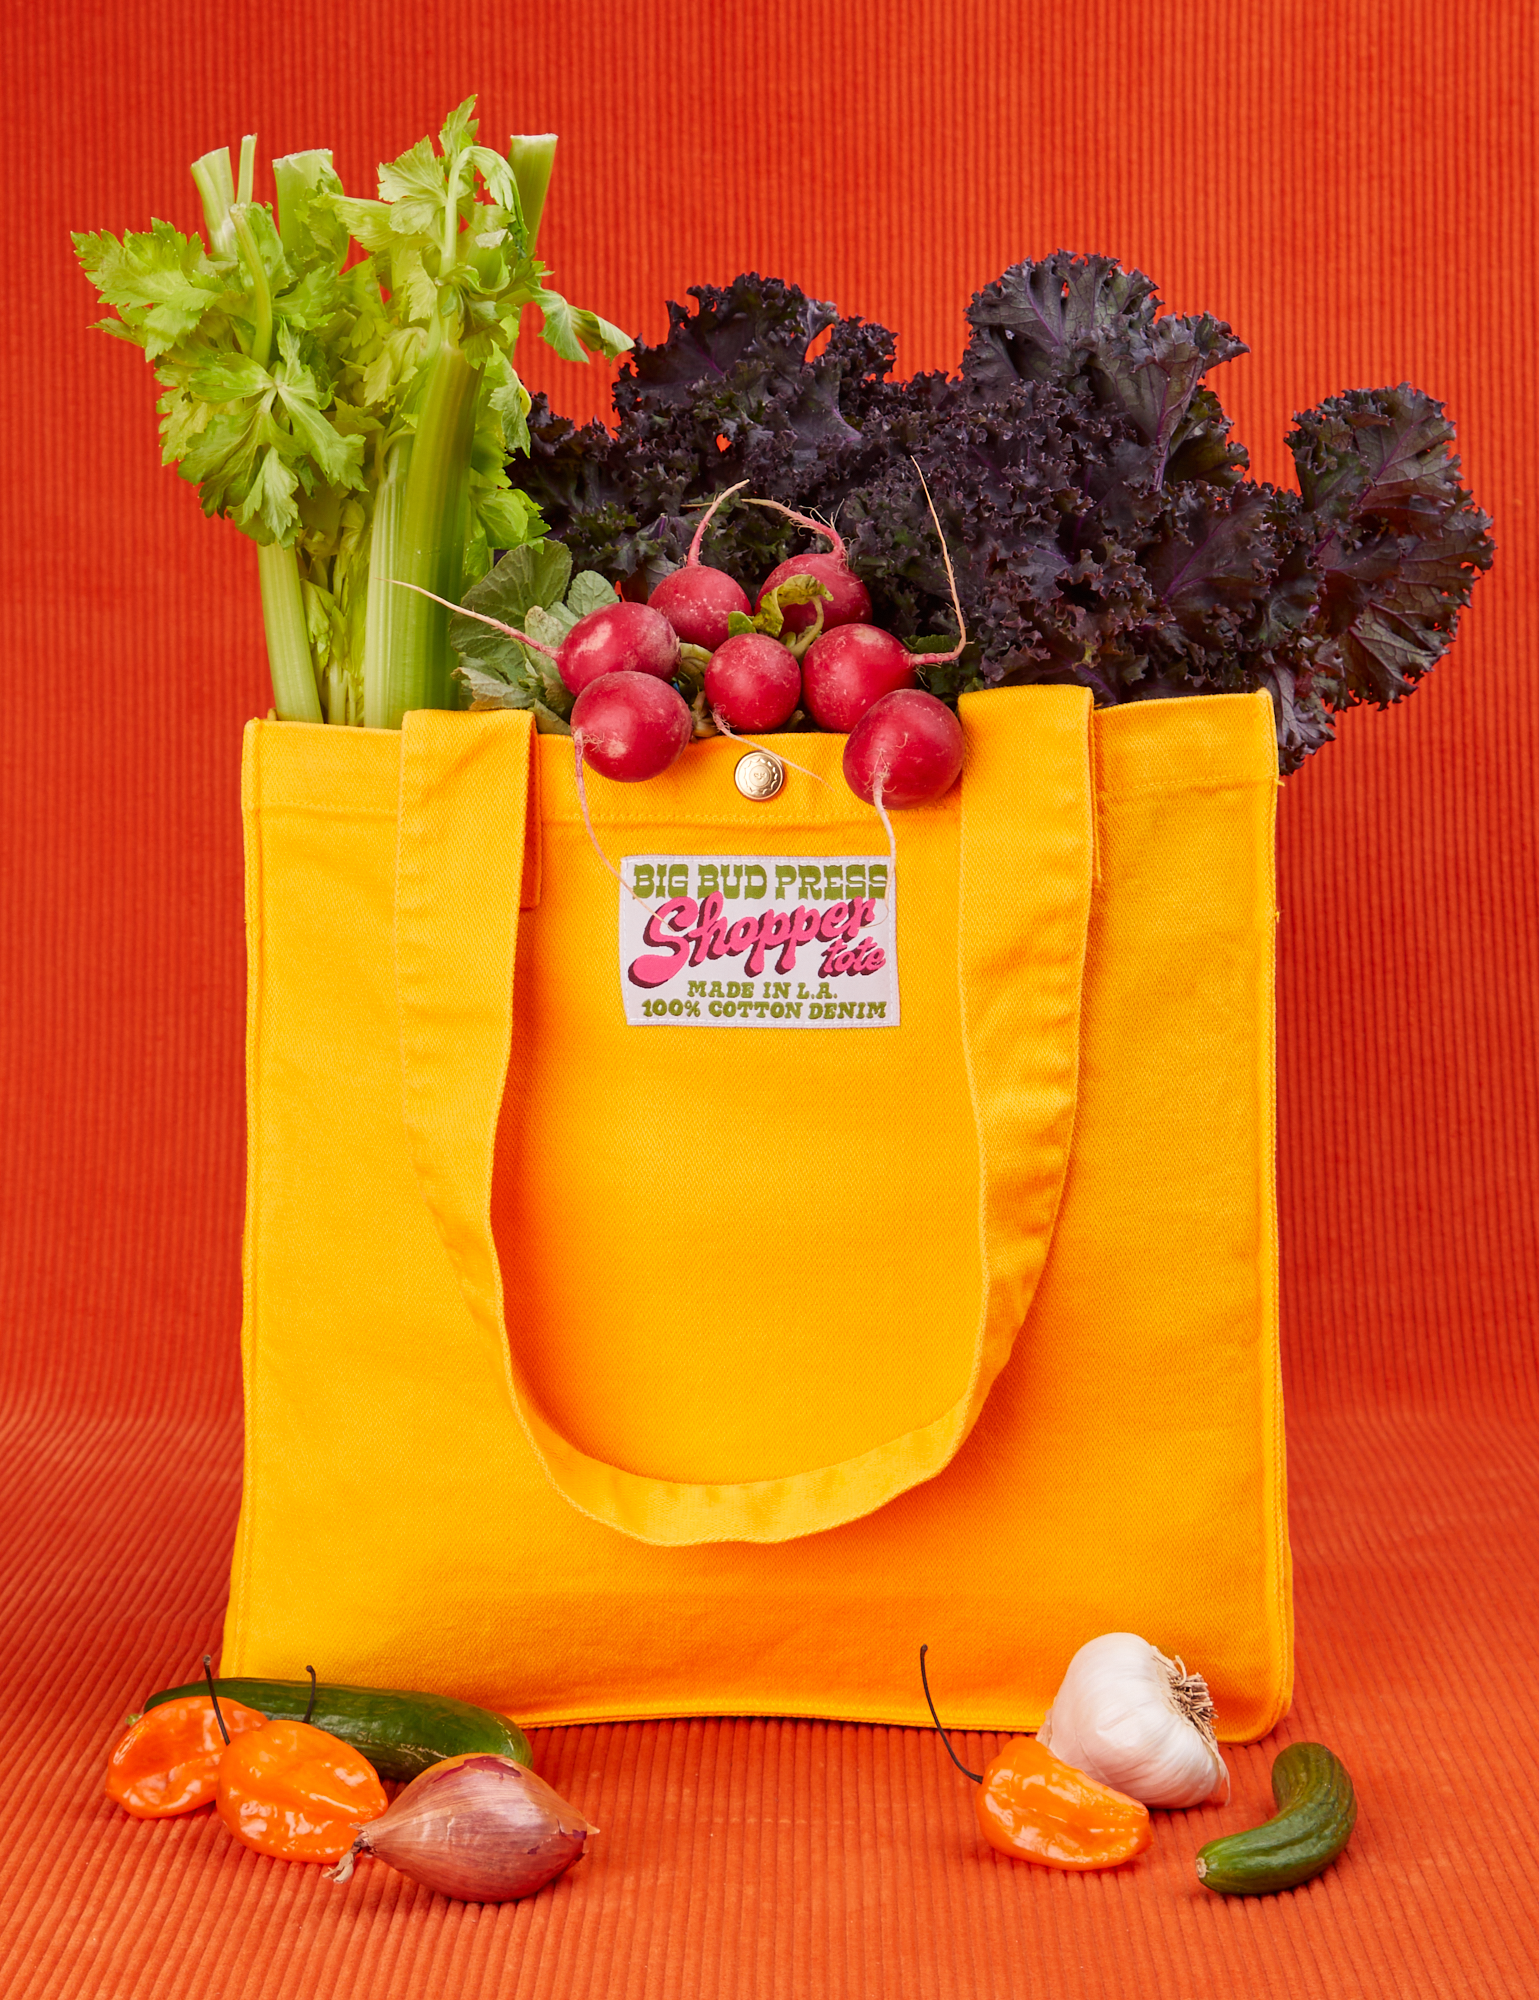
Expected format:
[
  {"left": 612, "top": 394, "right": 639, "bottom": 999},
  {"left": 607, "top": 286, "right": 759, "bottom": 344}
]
[{"left": 394, "top": 692, "right": 1094, "bottom": 1546}]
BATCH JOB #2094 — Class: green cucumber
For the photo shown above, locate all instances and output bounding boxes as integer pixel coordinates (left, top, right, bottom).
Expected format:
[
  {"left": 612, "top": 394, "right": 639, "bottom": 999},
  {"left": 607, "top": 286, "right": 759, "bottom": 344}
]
[
  {"left": 1196, "top": 1742, "right": 1356, "bottom": 1896},
  {"left": 144, "top": 1678, "right": 531, "bottom": 1784}
]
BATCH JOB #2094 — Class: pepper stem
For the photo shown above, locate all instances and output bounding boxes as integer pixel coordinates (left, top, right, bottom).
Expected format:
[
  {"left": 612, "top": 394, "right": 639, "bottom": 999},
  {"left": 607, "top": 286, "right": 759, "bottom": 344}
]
[
  {"left": 202, "top": 1654, "right": 230, "bottom": 1746},
  {"left": 918, "top": 1645, "right": 981, "bottom": 1784},
  {"left": 303, "top": 1665, "right": 318, "bottom": 1726}
]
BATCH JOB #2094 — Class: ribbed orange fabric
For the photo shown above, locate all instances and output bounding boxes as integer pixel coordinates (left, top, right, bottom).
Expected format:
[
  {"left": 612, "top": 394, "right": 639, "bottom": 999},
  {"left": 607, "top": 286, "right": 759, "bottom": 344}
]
[{"left": 2, "top": 0, "right": 1534, "bottom": 1994}]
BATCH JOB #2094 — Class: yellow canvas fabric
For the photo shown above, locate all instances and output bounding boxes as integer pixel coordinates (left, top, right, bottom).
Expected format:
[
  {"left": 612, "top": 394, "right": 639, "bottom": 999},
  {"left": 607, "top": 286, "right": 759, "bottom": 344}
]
[{"left": 225, "top": 687, "right": 1290, "bottom": 1739}]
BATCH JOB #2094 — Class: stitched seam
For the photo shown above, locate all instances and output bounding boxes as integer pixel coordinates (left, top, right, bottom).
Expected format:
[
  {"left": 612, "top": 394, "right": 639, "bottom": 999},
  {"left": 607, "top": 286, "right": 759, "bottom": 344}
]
[
  {"left": 955, "top": 743, "right": 993, "bottom": 1445},
  {"left": 1261, "top": 754, "right": 1293, "bottom": 1732},
  {"left": 231, "top": 729, "right": 263, "bottom": 1670},
  {"left": 539, "top": 809, "right": 911, "bottom": 831},
  {"left": 251, "top": 801, "right": 398, "bottom": 819},
  {"left": 1030, "top": 716, "right": 1096, "bottom": 1319},
  {"left": 1095, "top": 777, "right": 1277, "bottom": 805}
]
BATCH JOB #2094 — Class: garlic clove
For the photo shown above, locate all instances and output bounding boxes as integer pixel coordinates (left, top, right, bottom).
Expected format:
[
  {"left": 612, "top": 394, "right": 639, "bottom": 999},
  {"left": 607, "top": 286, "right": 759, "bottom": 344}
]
[
  {"left": 327, "top": 1752, "right": 597, "bottom": 1902},
  {"left": 1036, "top": 1632, "right": 1230, "bottom": 1810}
]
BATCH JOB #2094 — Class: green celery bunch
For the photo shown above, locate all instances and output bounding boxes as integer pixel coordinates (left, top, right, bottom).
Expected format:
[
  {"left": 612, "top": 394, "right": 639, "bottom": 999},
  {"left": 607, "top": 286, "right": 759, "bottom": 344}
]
[{"left": 74, "top": 103, "right": 630, "bottom": 728}]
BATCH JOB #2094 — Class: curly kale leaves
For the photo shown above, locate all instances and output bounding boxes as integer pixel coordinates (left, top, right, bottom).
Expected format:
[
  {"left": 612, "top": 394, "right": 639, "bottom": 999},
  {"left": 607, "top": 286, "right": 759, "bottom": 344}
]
[
  {"left": 962, "top": 253, "right": 1248, "bottom": 491},
  {"left": 1286, "top": 387, "right": 1497, "bottom": 711},
  {"left": 518, "top": 274, "right": 896, "bottom": 592},
  {"left": 514, "top": 257, "right": 1493, "bottom": 768}
]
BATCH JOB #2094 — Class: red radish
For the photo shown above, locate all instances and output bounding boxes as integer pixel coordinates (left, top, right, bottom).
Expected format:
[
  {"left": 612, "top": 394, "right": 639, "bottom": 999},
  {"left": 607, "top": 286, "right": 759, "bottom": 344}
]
[
  {"left": 389, "top": 583, "right": 678, "bottom": 698},
  {"left": 704, "top": 633, "right": 801, "bottom": 732},
  {"left": 802, "top": 460, "right": 970, "bottom": 735},
  {"left": 571, "top": 671, "right": 693, "bottom": 782},
  {"left": 648, "top": 482, "right": 751, "bottom": 649},
  {"left": 801, "top": 624, "right": 917, "bottom": 732},
  {"left": 557, "top": 601, "right": 680, "bottom": 695},
  {"left": 843, "top": 688, "right": 964, "bottom": 808},
  {"left": 745, "top": 500, "right": 872, "bottom": 634}
]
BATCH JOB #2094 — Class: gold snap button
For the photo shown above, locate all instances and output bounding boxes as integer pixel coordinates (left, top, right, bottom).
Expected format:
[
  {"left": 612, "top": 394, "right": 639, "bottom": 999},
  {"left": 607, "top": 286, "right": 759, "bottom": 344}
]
[{"left": 733, "top": 750, "right": 785, "bottom": 801}]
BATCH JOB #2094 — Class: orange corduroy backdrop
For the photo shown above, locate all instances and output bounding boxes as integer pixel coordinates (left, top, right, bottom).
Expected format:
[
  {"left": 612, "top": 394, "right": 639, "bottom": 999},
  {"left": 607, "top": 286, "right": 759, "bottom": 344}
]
[{"left": 2, "top": 3, "right": 1535, "bottom": 1996}]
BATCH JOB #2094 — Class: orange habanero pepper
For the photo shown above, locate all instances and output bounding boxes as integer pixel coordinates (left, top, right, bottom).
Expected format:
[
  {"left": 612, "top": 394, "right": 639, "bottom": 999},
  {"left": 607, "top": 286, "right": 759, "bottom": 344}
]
[
  {"left": 216, "top": 1718, "right": 387, "bottom": 1863},
  {"left": 105, "top": 1695, "right": 268, "bottom": 1818},
  {"left": 974, "top": 1736, "right": 1151, "bottom": 1870},
  {"left": 920, "top": 1644, "right": 1151, "bottom": 1873}
]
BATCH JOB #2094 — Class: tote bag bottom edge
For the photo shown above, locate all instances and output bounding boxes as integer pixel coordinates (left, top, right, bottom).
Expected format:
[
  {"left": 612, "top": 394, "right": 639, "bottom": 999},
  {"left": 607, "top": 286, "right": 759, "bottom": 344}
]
[{"left": 459, "top": 1692, "right": 1293, "bottom": 1743}]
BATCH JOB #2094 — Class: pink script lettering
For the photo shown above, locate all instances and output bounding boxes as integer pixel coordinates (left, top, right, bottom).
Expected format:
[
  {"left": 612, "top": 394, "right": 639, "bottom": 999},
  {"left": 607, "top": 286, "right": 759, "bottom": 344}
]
[{"left": 626, "top": 893, "right": 883, "bottom": 990}]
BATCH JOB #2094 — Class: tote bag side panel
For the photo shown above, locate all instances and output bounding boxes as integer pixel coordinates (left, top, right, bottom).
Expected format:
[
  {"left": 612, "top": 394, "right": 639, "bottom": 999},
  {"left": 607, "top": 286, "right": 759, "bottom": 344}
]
[
  {"left": 999, "top": 689, "right": 1290, "bottom": 1739},
  {"left": 222, "top": 722, "right": 535, "bottom": 1689}
]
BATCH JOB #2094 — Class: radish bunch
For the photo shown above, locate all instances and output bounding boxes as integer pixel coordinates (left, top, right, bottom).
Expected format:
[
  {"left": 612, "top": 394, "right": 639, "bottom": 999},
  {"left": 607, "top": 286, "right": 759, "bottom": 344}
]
[
  {"left": 646, "top": 483, "right": 968, "bottom": 809},
  {"left": 419, "top": 469, "right": 968, "bottom": 808}
]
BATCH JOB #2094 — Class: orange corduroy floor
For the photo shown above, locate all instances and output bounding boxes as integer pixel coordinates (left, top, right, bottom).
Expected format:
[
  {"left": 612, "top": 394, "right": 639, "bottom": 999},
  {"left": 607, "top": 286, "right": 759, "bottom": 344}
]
[{"left": 3, "top": 2, "right": 1536, "bottom": 1995}]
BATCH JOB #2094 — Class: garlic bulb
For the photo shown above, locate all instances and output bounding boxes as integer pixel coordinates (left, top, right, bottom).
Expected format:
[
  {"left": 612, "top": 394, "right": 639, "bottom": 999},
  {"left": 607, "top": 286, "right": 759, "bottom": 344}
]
[
  {"left": 328, "top": 1753, "right": 596, "bottom": 1902},
  {"left": 1037, "top": 1633, "right": 1229, "bottom": 1808}
]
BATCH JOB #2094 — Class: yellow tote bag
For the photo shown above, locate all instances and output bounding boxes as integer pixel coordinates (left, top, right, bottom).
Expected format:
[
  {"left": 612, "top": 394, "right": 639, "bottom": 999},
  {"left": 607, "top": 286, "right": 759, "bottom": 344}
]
[{"left": 223, "top": 687, "right": 1290, "bottom": 1738}]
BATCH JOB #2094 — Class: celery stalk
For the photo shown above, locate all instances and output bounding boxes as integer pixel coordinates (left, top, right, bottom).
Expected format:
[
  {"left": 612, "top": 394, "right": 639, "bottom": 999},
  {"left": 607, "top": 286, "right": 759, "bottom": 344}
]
[
  {"left": 228, "top": 208, "right": 273, "bottom": 369},
  {"left": 510, "top": 135, "right": 557, "bottom": 250},
  {"left": 387, "top": 339, "right": 479, "bottom": 722},
  {"left": 194, "top": 150, "right": 323, "bottom": 722},
  {"left": 361, "top": 440, "right": 412, "bottom": 729},
  {"left": 235, "top": 212, "right": 318, "bottom": 717},
  {"left": 190, "top": 148, "right": 236, "bottom": 254},
  {"left": 272, "top": 150, "right": 331, "bottom": 249},
  {"left": 368, "top": 118, "right": 507, "bottom": 724},
  {"left": 257, "top": 542, "right": 323, "bottom": 722},
  {"left": 363, "top": 132, "right": 559, "bottom": 728}
]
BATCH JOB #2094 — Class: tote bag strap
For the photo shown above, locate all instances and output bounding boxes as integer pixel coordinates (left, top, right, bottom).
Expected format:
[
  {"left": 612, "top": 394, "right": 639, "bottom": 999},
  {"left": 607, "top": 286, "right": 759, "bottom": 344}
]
[{"left": 395, "top": 692, "right": 1094, "bottom": 1546}]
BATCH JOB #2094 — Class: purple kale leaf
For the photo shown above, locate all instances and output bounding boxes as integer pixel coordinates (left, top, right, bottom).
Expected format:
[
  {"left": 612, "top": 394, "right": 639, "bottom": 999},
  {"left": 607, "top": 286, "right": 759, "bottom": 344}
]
[
  {"left": 1287, "top": 385, "right": 1495, "bottom": 713},
  {"left": 839, "top": 373, "right": 1143, "bottom": 702},
  {"left": 962, "top": 252, "right": 1247, "bottom": 488},
  {"left": 962, "top": 254, "right": 1162, "bottom": 392},
  {"left": 1137, "top": 484, "right": 1285, "bottom": 675},
  {"left": 518, "top": 275, "right": 897, "bottom": 593}
]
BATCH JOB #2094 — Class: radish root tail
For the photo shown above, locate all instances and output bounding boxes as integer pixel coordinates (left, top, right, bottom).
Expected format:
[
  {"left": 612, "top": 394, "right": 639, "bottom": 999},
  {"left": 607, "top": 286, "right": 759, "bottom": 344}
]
[
  {"left": 908, "top": 458, "right": 968, "bottom": 668},
  {"left": 739, "top": 496, "right": 847, "bottom": 565},
  {"left": 872, "top": 769, "right": 898, "bottom": 898},
  {"left": 708, "top": 712, "right": 829, "bottom": 787},
  {"left": 918, "top": 1645, "right": 983, "bottom": 1785},
  {"left": 684, "top": 481, "right": 749, "bottom": 567},
  {"left": 389, "top": 581, "right": 562, "bottom": 662},
  {"left": 572, "top": 737, "right": 640, "bottom": 900}
]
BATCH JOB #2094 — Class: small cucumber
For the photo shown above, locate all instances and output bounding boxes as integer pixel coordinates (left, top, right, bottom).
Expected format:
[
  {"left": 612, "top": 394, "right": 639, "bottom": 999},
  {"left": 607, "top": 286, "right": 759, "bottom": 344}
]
[
  {"left": 1196, "top": 1742, "right": 1356, "bottom": 1896},
  {"left": 144, "top": 1678, "right": 531, "bottom": 1784}
]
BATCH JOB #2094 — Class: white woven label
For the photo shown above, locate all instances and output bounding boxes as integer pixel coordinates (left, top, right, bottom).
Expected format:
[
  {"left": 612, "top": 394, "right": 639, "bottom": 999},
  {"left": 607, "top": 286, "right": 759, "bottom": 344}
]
[{"left": 618, "top": 855, "right": 898, "bottom": 1027}]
